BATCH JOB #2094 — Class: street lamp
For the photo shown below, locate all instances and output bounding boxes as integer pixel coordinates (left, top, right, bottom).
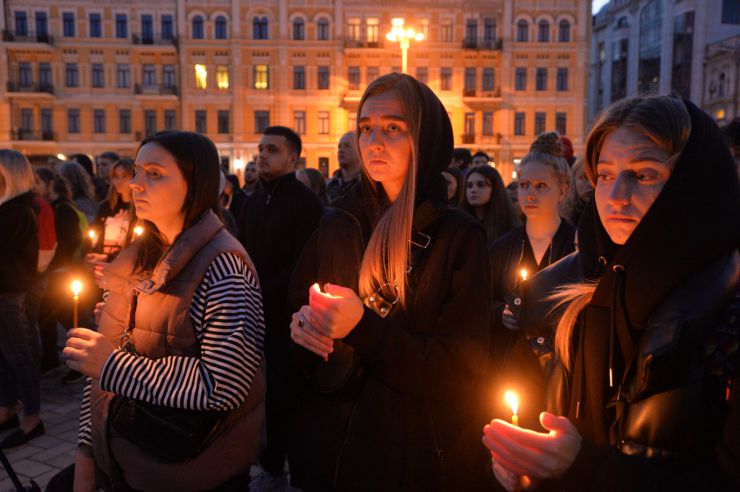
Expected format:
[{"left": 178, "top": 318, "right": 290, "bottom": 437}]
[{"left": 385, "top": 18, "right": 424, "bottom": 74}]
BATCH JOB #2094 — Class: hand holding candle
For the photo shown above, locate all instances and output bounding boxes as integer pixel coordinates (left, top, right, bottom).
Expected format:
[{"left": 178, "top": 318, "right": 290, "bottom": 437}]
[
  {"left": 308, "top": 283, "right": 364, "bottom": 340},
  {"left": 290, "top": 305, "right": 334, "bottom": 360}
]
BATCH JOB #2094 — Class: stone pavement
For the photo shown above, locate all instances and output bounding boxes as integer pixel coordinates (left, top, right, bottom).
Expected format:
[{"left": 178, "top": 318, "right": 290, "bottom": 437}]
[{"left": 0, "top": 366, "right": 84, "bottom": 491}]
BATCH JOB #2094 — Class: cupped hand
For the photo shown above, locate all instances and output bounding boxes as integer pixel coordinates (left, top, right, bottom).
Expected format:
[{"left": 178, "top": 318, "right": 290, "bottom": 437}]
[
  {"left": 64, "top": 328, "right": 116, "bottom": 379},
  {"left": 290, "top": 305, "right": 334, "bottom": 360},
  {"left": 308, "top": 283, "right": 364, "bottom": 340},
  {"left": 482, "top": 412, "right": 581, "bottom": 480}
]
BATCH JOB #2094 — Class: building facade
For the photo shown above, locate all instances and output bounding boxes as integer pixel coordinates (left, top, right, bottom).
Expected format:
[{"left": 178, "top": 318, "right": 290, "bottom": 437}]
[
  {"left": 589, "top": 0, "right": 740, "bottom": 125},
  {"left": 1, "top": 0, "right": 590, "bottom": 182}
]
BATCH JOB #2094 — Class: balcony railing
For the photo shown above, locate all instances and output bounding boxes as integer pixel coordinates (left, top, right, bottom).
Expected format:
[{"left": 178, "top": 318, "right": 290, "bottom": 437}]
[
  {"left": 462, "top": 133, "right": 475, "bottom": 144},
  {"left": 343, "top": 38, "right": 383, "bottom": 48},
  {"left": 134, "top": 84, "right": 178, "bottom": 95},
  {"left": 2, "top": 29, "right": 54, "bottom": 45},
  {"left": 463, "top": 88, "right": 476, "bottom": 97},
  {"left": 132, "top": 33, "right": 177, "bottom": 46},
  {"left": 462, "top": 38, "right": 502, "bottom": 50},
  {"left": 6, "top": 82, "right": 55, "bottom": 94}
]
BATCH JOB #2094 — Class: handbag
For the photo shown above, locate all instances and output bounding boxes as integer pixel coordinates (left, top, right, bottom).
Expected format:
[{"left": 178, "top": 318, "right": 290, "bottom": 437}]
[{"left": 107, "top": 292, "right": 226, "bottom": 463}]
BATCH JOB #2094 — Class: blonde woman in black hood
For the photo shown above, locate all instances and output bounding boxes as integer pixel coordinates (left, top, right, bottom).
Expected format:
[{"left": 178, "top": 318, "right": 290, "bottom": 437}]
[
  {"left": 483, "top": 96, "right": 740, "bottom": 491},
  {"left": 288, "top": 73, "right": 491, "bottom": 491}
]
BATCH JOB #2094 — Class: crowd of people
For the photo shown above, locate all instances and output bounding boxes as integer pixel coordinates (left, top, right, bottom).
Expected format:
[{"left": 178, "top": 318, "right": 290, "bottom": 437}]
[{"left": 0, "top": 72, "right": 738, "bottom": 491}]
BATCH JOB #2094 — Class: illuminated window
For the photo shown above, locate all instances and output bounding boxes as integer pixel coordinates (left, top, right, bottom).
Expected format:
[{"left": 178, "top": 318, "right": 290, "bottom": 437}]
[
  {"left": 194, "top": 64, "right": 207, "bottom": 89},
  {"left": 254, "top": 65, "right": 268, "bottom": 89},
  {"left": 217, "top": 66, "right": 229, "bottom": 89},
  {"left": 366, "top": 18, "right": 379, "bottom": 43}
]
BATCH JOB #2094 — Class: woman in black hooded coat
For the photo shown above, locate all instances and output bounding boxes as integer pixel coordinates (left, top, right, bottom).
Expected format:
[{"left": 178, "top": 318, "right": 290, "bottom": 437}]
[
  {"left": 288, "top": 73, "right": 491, "bottom": 491},
  {"left": 483, "top": 96, "right": 740, "bottom": 491}
]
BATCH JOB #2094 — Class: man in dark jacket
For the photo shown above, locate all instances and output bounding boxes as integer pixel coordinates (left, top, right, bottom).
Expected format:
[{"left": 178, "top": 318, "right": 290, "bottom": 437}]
[{"left": 238, "top": 126, "right": 324, "bottom": 488}]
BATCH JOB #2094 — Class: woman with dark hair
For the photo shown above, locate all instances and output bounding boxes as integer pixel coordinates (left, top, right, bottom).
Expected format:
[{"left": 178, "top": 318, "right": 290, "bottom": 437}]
[
  {"left": 463, "top": 165, "right": 520, "bottom": 243},
  {"left": 222, "top": 173, "right": 247, "bottom": 225},
  {"left": 88, "top": 158, "right": 135, "bottom": 260},
  {"left": 288, "top": 73, "right": 491, "bottom": 490},
  {"left": 297, "top": 168, "right": 330, "bottom": 206},
  {"left": 66, "top": 131, "right": 266, "bottom": 491},
  {"left": 0, "top": 149, "right": 44, "bottom": 448},
  {"left": 483, "top": 96, "right": 740, "bottom": 490},
  {"left": 58, "top": 161, "right": 97, "bottom": 222},
  {"left": 442, "top": 166, "right": 465, "bottom": 207}
]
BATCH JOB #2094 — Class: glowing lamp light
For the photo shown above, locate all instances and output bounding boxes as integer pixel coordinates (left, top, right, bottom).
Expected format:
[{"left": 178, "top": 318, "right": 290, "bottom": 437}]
[
  {"left": 56, "top": 153, "right": 66, "bottom": 161},
  {"left": 504, "top": 390, "right": 520, "bottom": 426},
  {"left": 133, "top": 225, "right": 144, "bottom": 237},
  {"left": 385, "top": 18, "right": 424, "bottom": 73}
]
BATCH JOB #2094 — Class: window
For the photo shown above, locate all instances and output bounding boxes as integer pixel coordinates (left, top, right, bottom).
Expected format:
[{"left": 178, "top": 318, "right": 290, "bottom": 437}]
[
  {"left": 558, "top": 20, "right": 571, "bottom": 42},
  {"left": 317, "top": 18, "right": 329, "bottom": 40},
  {"left": 484, "top": 18, "right": 496, "bottom": 41},
  {"left": 515, "top": 68, "right": 526, "bottom": 91},
  {"left": 536, "top": 68, "right": 547, "bottom": 91},
  {"left": 611, "top": 38, "right": 629, "bottom": 102},
  {"left": 89, "top": 13, "right": 101, "bottom": 37},
  {"left": 41, "top": 109, "right": 53, "bottom": 134},
  {"left": 464, "top": 68, "right": 476, "bottom": 92},
  {"left": 117, "top": 64, "right": 130, "bottom": 88},
  {"left": 68, "top": 109, "right": 80, "bottom": 133},
  {"left": 348, "top": 67, "right": 360, "bottom": 90},
  {"left": 254, "top": 65, "right": 268, "bottom": 89},
  {"left": 318, "top": 66, "right": 330, "bottom": 90},
  {"left": 65, "top": 63, "right": 78, "bottom": 87},
  {"left": 672, "top": 11, "right": 694, "bottom": 99},
  {"left": 555, "top": 112, "right": 567, "bottom": 136},
  {"left": 218, "top": 110, "right": 229, "bottom": 134},
  {"left": 348, "top": 18, "right": 361, "bottom": 41},
  {"left": 482, "top": 68, "right": 494, "bottom": 91},
  {"left": 195, "top": 64, "right": 207, "bottom": 89},
  {"left": 253, "top": 16, "right": 268, "bottom": 40},
  {"left": 483, "top": 112, "right": 493, "bottom": 135},
  {"left": 63, "top": 12, "right": 75, "bottom": 37},
  {"left": 294, "top": 111, "right": 306, "bottom": 134},
  {"left": 534, "top": 112, "right": 546, "bottom": 135},
  {"left": 514, "top": 112, "right": 525, "bottom": 136},
  {"left": 538, "top": 20, "right": 550, "bottom": 42},
  {"left": 318, "top": 111, "right": 330, "bottom": 135},
  {"left": 441, "top": 67, "right": 452, "bottom": 90},
  {"left": 464, "top": 112, "right": 475, "bottom": 137},
  {"left": 516, "top": 19, "right": 528, "bottom": 42},
  {"left": 441, "top": 20, "right": 453, "bottom": 42},
  {"left": 638, "top": 0, "right": 662, "bottom": 94},
  {"left": 366, "top": 18, "right": 379, "bottom": 43},
  {"left": 367, "top": 67, "right": 379, "bottom": 85},
  {"left": 416, "top": 67, "right": 428, "bottom": 84},
  {"left": 215, "top": 16, "right": 227, "bottom": 39},
  {"left": 119, "top": 109, "right": 131, "bottom": 133},
  {"left": 164, "top": 65, "right": 176, "bottom": 88},
  {"left": 115, "top": 14, "right": 127, "bottom": 39},
  {"left": 293, "top": 18, "right": 305, "bottom": 40},
  {"left": 465, "top": 20, "right": 477, "bottom": 44},
  {"left": 94, "top": 109, "right": 106, "bottom": 133},
  {"left": 161, "top": 15, "right": 173, "bottom": 39},
  {"left": 216, "top": 66, "right": 228, "bottom": 89},
  {"left": 21, "top": 109, "right": 33, "bottom": 132},
  {"left": 35, "top": 12, "right": 48, "bottom": 37},
  {"left": 721, "top": 0, "right": 740, "bottom": 24},
  {"left": 145, "top": 110, "right": 156, "bottom": 136},
  {"left": 164, "top": 110, "right": 176, "bottom": 130},
  {"left": 141, "top": 15, "right": 154, "bottom": 43},
  {"left": 192, "top": 15, "right": 204, "bottom": 39},
  {"left": 15, "top": 11, "right": 28, "bottom": 36},
  {"left": 92, "top": 64, "right": 105, "bottom": 88},
  {"left": 556, "top": 67, "right": 568, "bottom": 91},
  {"left": 293, "top": 66, "right": 306, "bottom": 89},
  {"left": 39, "top": 63, "right": 52, "bottom": 87},
  {"left": 19, "top": 63, "right": 32, "bottom": 87},
  {"left": 143, "top": 64, "right": 156, "bottom": 86},
  {"left": 254, "top": 111, "right": 270, "bottom": 133}
]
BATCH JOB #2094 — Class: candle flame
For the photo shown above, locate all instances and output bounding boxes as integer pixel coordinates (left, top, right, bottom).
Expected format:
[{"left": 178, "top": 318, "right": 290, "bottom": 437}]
[
  {"left": 88, "top": 230, "right": 96, "bottom": 240},
  {"left": 310, "top": 282, "right": 341, "bottom": 299},
  {"left": 133, "top": 225, "right": 144, "bottom": 237},
  {"left": 71, "top": 279, "right": 82, "bottom": 297},
  {"left": 504, "top": 390, "right": 519, "bottom": 416},
  {"left": 520, "top": 269, "right": 528, "bottom": 281}
]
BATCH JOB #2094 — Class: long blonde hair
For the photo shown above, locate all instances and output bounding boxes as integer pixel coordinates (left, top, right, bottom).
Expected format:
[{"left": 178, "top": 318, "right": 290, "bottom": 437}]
[
  {"left": 356, "top": 74, "right": 421, "bottom": 308},
  {"left": 0, "top": 149, "right": 35, "bottom": 205},
  {"left": 552, "top": 95, "right": 691, "bottom": 370}
]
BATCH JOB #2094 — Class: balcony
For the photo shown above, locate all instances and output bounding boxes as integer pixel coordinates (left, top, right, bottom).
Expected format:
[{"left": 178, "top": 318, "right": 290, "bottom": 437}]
[
  {"left": 134, "top": 84, "right": 178, "bottom": 96},
  {"left": 132, "top": 33, "right": 177, "bottom": 47},
  {"left": 462, "top": 133, "right": 475, "bottom": 144},
  {"left": 2, "top": 29, "right": 54, "bottom": 45},
  {"left": 463, "top": 88, "right": 476, "bottom": 97},
  {"left": 6, "top": 82, "right": 55, "bottom": 94},
  {"left": 462, "top": 38, "right": 502, "bottom": 50},
  {"left": 343, "top": 38, "right": 383, "bottom": 49}
]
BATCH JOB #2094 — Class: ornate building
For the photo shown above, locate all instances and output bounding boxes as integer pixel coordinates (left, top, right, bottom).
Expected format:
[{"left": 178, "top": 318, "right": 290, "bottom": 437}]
[{"left": 1, "top": 0, "right": 590, "bottom": 182}]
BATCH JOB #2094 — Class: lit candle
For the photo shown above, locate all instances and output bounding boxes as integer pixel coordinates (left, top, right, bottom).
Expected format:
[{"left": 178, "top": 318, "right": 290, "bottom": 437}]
[
  {"left": 71, "top": 279, "right": 82, "bottom": 329},
  {"left": 133, "top": 225, "right": 144, "bottom": 237},
  {"left": 310, "top": 282, "right": 341, "bottom": 299},
  {"left": 520, "top": 269, "right": 528, "bottom": 282},
  {"left": 504, "top": 390, "right": 520, "bottom": 427},
  {"left": 88, "top": 229, "right": 96, "bottom": 247}
]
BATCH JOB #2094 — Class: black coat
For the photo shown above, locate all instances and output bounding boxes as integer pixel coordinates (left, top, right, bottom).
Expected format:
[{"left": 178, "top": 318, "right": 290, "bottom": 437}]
[
  {"left": 0, "top": 191, "right": 39, "bottom": 293},
  {"left": 48, "top": 198, "right": 83, "bottom": 273}
]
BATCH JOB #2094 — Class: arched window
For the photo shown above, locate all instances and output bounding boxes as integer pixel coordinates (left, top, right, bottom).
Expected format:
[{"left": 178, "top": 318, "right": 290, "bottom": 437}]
[
  {"left": 638, "top": 0, "right": 662, "bottom": 94},
  {"left": 215, "top": 16, "right": 227, "bottom": 39},
  {"left": 538, "top": 20, "right": 550, "bottom": 42},
  {"left": 317, "top": 18, "right": 330, "bottom": 40},
  {"left": 516, "top": 19, "right": 529, "bottom": 42},
  {"left": 558, "top": 19, "right": 571, "bottom": 42},
  {"left": 293, "top": 18, "right": 305, "bottom": 40},
  {"left": 617, "top": 16, "right": 629, "bottom": 29},
  {"left": 192, "top": 15, "right": 204, "bottom": 39},
  {"left": 253, "top": 16, "right": 268, "bottom": 39}
]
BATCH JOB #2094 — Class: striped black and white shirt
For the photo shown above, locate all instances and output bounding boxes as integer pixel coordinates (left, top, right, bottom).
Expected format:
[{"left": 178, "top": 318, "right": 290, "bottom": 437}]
[{"left": 78, "top": 252, "right": 265, "bottom": 446}]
